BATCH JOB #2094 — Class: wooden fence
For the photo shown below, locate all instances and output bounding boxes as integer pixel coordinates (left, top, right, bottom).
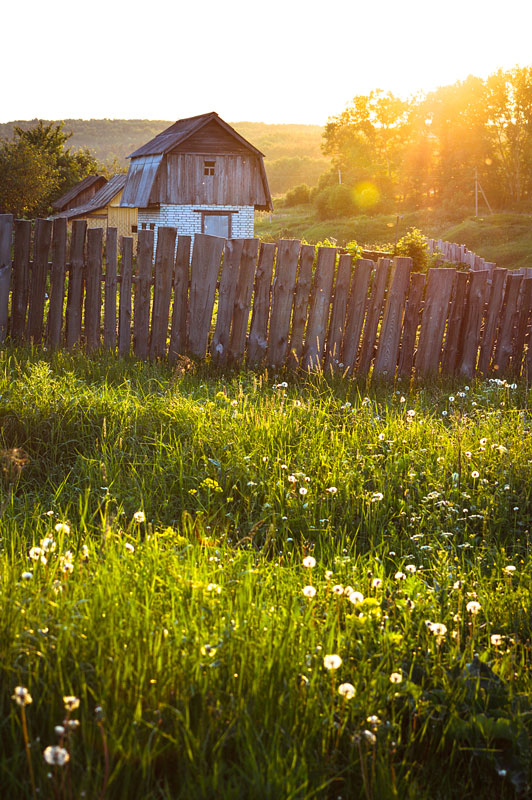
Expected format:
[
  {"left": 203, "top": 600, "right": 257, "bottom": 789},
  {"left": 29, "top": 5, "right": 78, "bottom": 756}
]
[{"left": 0, "top": 213, "right": 531, "bottom": 381}]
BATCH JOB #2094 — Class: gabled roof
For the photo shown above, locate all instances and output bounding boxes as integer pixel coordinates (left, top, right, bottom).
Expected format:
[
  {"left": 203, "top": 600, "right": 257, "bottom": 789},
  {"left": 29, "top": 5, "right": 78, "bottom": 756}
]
[
  {"left": 51, "top": 174, "right": 128, "bottom": 220},
  {"left": 51, "top": 174, "right": 107, "bottom": 211},
  {"left": 128, "top": 112, "right": 265, "bottom": 159}
]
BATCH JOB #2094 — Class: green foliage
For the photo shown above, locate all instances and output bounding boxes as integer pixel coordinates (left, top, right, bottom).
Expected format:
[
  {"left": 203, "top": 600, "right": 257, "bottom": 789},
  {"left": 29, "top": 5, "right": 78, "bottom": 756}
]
[
  {"left": 0, "top": 350, "right": 532, "bottom": 798},
  {"left": 395, "top": 227, "right": 433, "bottom": 271},
  {"left": 281, "top": 182, "right": 311, "bottom": 207}
]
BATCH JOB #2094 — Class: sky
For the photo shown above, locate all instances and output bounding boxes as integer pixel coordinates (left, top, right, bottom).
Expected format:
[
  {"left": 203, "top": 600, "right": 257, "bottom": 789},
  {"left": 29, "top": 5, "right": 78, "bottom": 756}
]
[{"left": 3, "top": 0, "right": 532, "bottom": 126}]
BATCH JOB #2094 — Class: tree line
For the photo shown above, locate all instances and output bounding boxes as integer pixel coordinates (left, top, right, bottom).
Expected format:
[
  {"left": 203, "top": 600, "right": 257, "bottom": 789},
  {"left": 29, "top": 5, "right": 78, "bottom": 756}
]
[{"left": 289, "top": 66, "right": 532, "bottom": 219}]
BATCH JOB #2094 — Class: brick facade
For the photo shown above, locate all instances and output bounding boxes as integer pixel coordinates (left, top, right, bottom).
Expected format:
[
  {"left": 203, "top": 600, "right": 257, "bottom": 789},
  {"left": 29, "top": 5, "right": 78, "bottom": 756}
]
[{"left": 137, "top": 204, "right": 255, "bottom": 251}]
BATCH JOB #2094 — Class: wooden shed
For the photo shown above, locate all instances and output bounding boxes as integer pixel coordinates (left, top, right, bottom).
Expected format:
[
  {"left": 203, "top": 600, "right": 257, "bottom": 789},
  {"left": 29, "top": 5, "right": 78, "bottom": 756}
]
[
  {"left": 52, "top": 174, "right": 137, "bottom": 240},
  {"left": 120, "top": 112, "right": 272, "bottom": 246},
  {"left": 51, "top": 174, "right": 107, "bottom": 213}
]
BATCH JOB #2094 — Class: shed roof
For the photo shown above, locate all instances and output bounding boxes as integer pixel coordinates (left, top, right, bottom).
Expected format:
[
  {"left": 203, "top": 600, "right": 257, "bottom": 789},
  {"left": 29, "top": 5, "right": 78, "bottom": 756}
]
[
  {"left": 51, "top": 174, "right": 128, "bottom": 220},
  {"left": 128, "top": 112, "right": 265, "bottom": 159},
  {"left": 51, "top": 174, "right": 107, "bottom": 211}
]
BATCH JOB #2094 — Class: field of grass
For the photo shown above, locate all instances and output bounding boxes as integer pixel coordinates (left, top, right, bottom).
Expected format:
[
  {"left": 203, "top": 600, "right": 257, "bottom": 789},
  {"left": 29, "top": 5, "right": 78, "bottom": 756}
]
[
  {"left": 1, "top": 349, "right": 532, "bottom": 798},
  {"left": 256, "top": 206, "right": 532, "bottom": 269}
]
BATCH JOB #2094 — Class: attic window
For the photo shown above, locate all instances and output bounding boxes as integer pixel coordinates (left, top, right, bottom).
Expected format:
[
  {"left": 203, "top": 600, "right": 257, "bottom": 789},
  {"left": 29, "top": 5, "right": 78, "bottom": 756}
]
[{"left": 204, "top": 160, "right": 215, "bottom": 176}]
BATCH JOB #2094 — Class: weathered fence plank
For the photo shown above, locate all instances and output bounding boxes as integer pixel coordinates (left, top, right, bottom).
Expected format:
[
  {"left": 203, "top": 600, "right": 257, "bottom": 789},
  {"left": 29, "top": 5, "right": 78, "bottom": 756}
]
[
  {"left": 103, "top": 228, "right": 118, "bottom": 350},
  {"left": 373, "top": 257, "right": 412, "bottom": 378},
  {"left": 441, "top": 272, "right": 469, "bottom": 375},
  {"left": 211, "top": 239, "right": 244, "bottom": 365},
  {"left": 268, "top": 239, "right": 301, "bottom": 367},
  {"left": 11, "top": 219, "right": 32, "bottom": 341},
  {"left": 188, "top": 233, "right": 225, "bottom": 359},
  {"left": 247, "top": 242, "right": 276, "bottom": 365},
  {"left": 47, "top": 218, "right": 68, "bottom": 349},
  {"left": 325, "top": 253, "right": 352, "bottom": 372},
  {"left": 118, "top": 236, "right": 133, "bottom": 357},
  {"left": 168, "top": 235, "right": 191, "bottom": 363},
  {"left": 150, "top": 226, "right": 177, "bottom": 360},
  {"left": 459, "top": 270, "right": 489, "bottom": 378},
  {"left": 341, "top": 258, "right": 373, "bottom": 373},
  {"left": 492, "top": 274, "right": 523, "bottom": 375},
  {"left": 510, "top": 277, "right": 532, "bottom": 377},
  {"left": 65, "top": 220, "right": 87, "bottom": 350},
  {"left": 415, "top": 268, "right": 455, "bottom": 377},
  {"left": 302, "top": 246, "right": 337, "bottom": 370},
  {"left": 477, "top": 268, "right": 507, "bottom": 375},
  {"left": 229, "top": 238, "right": 260, "bottom": 364},
  {"left": 85, "top": 227, "right": 103, "bottom": 352},
  {"left": 0, "top": 214, "right": 12, "bottom": 343},
  {"left": 27, "top": 218, "right": 53, "bottom": 344},
  {"left": 134, "top": 229, "right": 154, "bottom": 360},
  {"left": 358, "top": 259, "right": 391, "bottom": 376},
  {"left": 397, "top": 272, "right": 425, "bottom": 378},
  {"left": 287, "top": 244, "right": 315, "bottom": 369}
]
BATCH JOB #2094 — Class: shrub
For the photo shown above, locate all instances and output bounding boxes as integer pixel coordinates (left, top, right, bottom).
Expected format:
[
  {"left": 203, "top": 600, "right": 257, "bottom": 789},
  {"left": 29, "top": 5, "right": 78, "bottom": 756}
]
[
  {"left": 395, "top": 227, "right": 432, "bottom": 272},
  {"left": 283, "top": 183, "right": 311, "bottom": 207}
]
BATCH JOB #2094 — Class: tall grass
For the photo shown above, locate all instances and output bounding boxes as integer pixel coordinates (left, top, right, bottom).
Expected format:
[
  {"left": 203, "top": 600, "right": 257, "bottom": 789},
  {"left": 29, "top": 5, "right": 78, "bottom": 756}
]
[{"left": 0, "top": 347, "right": 531, "bottom": 798}]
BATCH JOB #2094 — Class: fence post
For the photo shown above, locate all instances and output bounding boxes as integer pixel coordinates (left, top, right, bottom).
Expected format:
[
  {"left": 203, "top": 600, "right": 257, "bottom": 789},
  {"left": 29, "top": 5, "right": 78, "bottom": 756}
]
[
  {"left": 492, "top": 274, "right": 523, "bottom": 376},
  {"left": 228, "top": 237, "right": 260, "bottom": 364},
  {"left": 397, "top": 272, "right": 425, "bottom": 379},
  {"left": 287, "top": 244, "right": 314, "bottom": 369},
  {"left": 303, "top": 246, "right": 337, "bottom": 371},
  {"left": 118, "top": 236, "right": 133, "bottom": 357},
  {"left": 85, "top": 227, "right": 103, "bottom": 353},
  {"left": 248, "top": 242, "right": 276, "bottom": 366},
  {"left": 341, "top": 258, "right": 373, "bottom": 373},
  {"left": 66, "top": 220, "right": 87, "bottom": 349},
  {"left": 27, "top": 218, "right": 53, "bottom": 344},
  {"left": 268, "top": 239, "right": 301, "bottom": 367},
  {"left": 11, "top": 219, "right": 31, "bottom": 341},
  {"left": 415, "top": 268, "right": 455, "bottom": 378},
  {"left": 459, "top": 270, "right": 489, "bottom": 378},
  {"left": 150, "top": 226, "right": 177, "bottom": 360},
  {"left": 477, "top": 269, "right": 507, "bottom": 375},
  {"left": 211, "top": 239, "right": 244, "bottom": 365},
  {"left": 168, "top": 236, "right": 191, "bottom": 363},
  {"left": 358, "top": 259, "right": 391, "bottom": 376},
  {"left": 134, "top": 229, "right": 154, "bottom": 360},
  {"left": 104, "top": 228, "right": 118, "bottom": 350},
  {"left": 188, "top": 233, "right": 225, "bottom": 359},
  {"left": 373, "top": 257, "right": 412, "bottom": 379},
  {"left": 47, "top": 218, "right": 68, "bottom": 349},
  {"left": 325, "top": 253, "right": 352, "bottom": 372},
  {"left": 0, "top": 214, "right": 13, "bottom": 343}
]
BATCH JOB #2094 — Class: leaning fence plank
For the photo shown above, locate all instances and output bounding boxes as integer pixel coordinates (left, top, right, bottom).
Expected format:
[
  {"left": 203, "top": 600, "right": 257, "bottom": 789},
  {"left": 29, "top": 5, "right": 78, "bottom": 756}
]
[
  {"left": 211, "top": 239, "right": 244, "bottom": 365},
  {"left": 510, "top": 278, "right": 532, "bottom": 377},
  {"left": 441, "top": 272, "right": 469, "bottom": 375},
  {"left": 459, "top": 270, "right": 489, "bottom": 378},
  {"left": 397, "top": 272, "right": 425, "bottom": 378},
  {"left": 477, "top": 268, "right": 507, "bottom": 375},
  {"left": 11, "top": 219, "right": 32, "bottom": 341},
  {"left": 357, "top": 259, "right": 391, "bottom": 376},
  {"left": 492, "top": 274, "right": 523, "bottom": 375},
  {"left": 302, "top": 246, "right": 337, "bottom": 370},
  {"left": 0, "top": 214, "right": 12, "bottom": 343},
  {"left": 103, "top": 228, "right": 118, "bottom": 350},
  {"left": 27, "top": 218, "right": 53, "bottom": 344},
  {"left": 118, "top": 237, "right": 133, "bottom": 356},
  {"left": 373, "top": 257, "right": 412, "bottom": 379},
  {"left": 287, "top": 244, "right": 315, "bottom": 369},
  {"left": 268, "top": 239, "right": 301, "bottom": 367},
  {"left": 150, "top": 226, "right": 177, "bottom": 359},
  {"left": 85, "top": 227, "right": 103, "bottom": 352},
  {"left": 247, "top": 242, "right": 276, "bottom": 365},
  {"left": 134, "top": 229, "right": 154, "bottom": 360},
  {"left": 47, "top": 218, "right": 68, "bottom": 349},
  {"left": 169, "top": 236, "right": 191, "bottom": 363},
  {"left": 341, "top": 258, "right": 373, "bottom": 373},
  {"left": 188, "top": 233, "right": 225, "bottom": 359},
  {"left": 325, "top": 253, "right": 352, "bottom": 372},
  {"left": 415, "top": 268, "right": 455, "bottom": 377},
  {"left": 229, "top": 238, "right": 260, "bottom": 364},
  {"left": 65, "top": 220, "right": 87, "bottom": 349}
]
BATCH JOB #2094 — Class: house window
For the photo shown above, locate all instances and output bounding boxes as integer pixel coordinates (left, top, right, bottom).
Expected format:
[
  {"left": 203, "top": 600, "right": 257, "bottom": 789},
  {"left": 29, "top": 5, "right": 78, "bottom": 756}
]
[
  {"left": 149, "top": 223, "right": 155, "bottom": 231},
  {"left": 204, "top": 160, "right": 215, "bottom": 176},
  {"left": 202, "top": 213, "right": 231, "bottom": 238},
  {"left": 141, "top": 222, "right": 147, "bottom": 230},
  {"left": 131, "top": 225, "right": 138, "bottom": 233}
]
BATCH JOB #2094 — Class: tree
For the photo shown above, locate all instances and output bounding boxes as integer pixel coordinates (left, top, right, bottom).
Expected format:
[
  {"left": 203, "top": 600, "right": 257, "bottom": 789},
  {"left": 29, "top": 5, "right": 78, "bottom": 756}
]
[{"left": 0, "top": 138, "right": 58, "bottom": 218}]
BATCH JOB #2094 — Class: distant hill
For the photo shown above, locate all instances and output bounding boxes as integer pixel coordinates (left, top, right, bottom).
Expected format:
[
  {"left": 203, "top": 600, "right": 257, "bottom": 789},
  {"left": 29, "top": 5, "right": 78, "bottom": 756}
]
[{"left": 0, "top": 119, "right": 331, "bottom": 196}]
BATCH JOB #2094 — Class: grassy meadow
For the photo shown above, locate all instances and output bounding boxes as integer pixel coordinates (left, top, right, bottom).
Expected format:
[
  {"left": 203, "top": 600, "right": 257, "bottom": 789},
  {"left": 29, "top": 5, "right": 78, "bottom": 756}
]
[{"left": 1, "top": 348, "right": 532, "bottom": 798}]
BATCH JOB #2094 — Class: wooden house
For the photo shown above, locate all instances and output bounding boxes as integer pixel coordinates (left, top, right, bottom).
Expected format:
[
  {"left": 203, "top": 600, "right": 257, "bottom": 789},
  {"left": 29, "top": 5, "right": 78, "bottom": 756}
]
[
  {"left": 51, "top": 174, "right": 107, "bottom": 214},
  {"left": 52, "top": 174, "right": 137, "bottom": 240},
  {"left": 120, "top": 112, "right": 272, "bottom": 247}
]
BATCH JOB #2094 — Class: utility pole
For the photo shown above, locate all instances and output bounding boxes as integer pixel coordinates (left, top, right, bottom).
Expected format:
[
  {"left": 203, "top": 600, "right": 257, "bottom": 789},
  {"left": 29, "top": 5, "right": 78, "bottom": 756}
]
[
  {"left": 338, "top": 168, "right": 342, "bottom": 185},
  {"left": 475, "top": 168, "right": 478, "bottom": 217}
]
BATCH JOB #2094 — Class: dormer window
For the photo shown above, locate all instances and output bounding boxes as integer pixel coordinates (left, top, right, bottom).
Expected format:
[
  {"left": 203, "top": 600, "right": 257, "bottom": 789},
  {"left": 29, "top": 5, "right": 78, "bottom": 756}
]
[{"left": 204, "top": 160, "right": 215, "bottom": 176}]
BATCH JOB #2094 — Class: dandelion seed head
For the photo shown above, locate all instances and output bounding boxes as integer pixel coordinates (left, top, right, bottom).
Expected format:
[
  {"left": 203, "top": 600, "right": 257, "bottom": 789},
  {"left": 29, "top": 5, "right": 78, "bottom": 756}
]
[
  {"left": 349, "top": 591, "right": 364, "bottom": 605},
  {"left": 338, "top": 683, "right": 355, "bottom": 699},
  {"left": 389, "top": 672, "right": 402, "bottom": 684},
  {"left": 302, "top": 556, "right": 316, "bottom": 568},
  {"left": 43, "top": 746, "right": 70, "bottom": 766},
  {"left": 63, "top": 696, "right": 80, "bottom": 711},
  {"left": 302, "top": 585, "right": 316, "bottom": 598},
  {"left": 133, "top": 511, "right": 145, "bottom": 524},
  {"left": 54, "top": 523, "right": 70, "bottom": 535},
  {"left": 466, "top": 600, "right": 482, "bottom": 615},
  {"left": 362, "top": 729, "right": 377, "bottom": 745},
  {"left": 323, "top": 654, "right": 342, "bottom": 670}
]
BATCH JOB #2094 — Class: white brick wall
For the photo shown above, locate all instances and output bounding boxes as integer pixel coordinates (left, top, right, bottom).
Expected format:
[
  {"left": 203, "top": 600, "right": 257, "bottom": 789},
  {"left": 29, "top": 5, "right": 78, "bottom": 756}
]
[{"left": 137, "top": 204, "right": 255, "bottom": 252}]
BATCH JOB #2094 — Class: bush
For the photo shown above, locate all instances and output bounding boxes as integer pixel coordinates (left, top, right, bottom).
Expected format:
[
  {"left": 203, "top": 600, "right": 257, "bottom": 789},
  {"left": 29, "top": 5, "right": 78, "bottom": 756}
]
[
  {"left": 283, "top": 183, "right": 311, "bottom": 207},
  {"left": 314, "top": 184, "right": 357, "bottom": 219},
  {"left": 395, "top": 227, "right": 433, "bottom": 272}
]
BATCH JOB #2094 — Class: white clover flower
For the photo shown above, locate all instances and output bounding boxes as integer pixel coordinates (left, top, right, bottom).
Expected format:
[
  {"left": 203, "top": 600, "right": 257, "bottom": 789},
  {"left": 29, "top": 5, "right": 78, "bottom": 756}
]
[
  {"left": 389, "top": 672, "right": 402, "bottom": 684},
  {"left": 394, "top": 571, "right": 406, "bottom": 581},
  {"left": 133, "top": 511, "right": 145, "bottom": 524},
  {"left": 371, "top": 492, "right": 384, "bottom": 502},
  {"left": 287, "top": 475, "right": 297, "bottom": 483},
  {"left": 362, "top": 729, "right": 377, "bottom": 745},
  {"left": 490, "top": 634, "right": 504, "bottom": 646},
  {"left": 338, "top": 683, "right": 355, "bottom": 699},
  {"left": 54, "top": 725, "right": 65, "bottom": 736},
  {"left": 449, "top": 396, "right": 455, "bottom": 403},
  {"left": 125, "top": 542, "right": 135, "bottom": 553},
  {"left": 323, "top": 654, "right": 342, "bottom": 670},
  {"left": 466, "top": 600, "right": 481, "bottom": 615},
  {"left": 302, "top": 585, "right": 316, "bottom": 598},
  {"left": 378, "top": 433, "right": 386, "bottom": 441},
  {"left": 372, "top": 577, "right": 383, "bottom": 589},
  {"left": 503, "top": 565, "right": 516, "bottom": 575},
  {"left": 471, "top": 471, "right": 480, "bottom": 479},
  {"left": 405, "top": 564, "right": 417, "bottom": 574},
  {"left": 21, "top": 571, "right": 33, "bottom": 580},
  {"left": 43, "top": 746, "right": 70, "bottom": 766},
  {"left": 54, "top": 522, "right": 70, "bottom": 535},
  {"left": 207, "top": 583, "right": 222, "bottom": 594},
  {"left": 326, "top": 486, "right": 337, "bottom": 494},
  {"left": 12, "top": 686, "right": 32, "bottom": 706},
  {"left": 81, "top": 544, "right": 89, "bottom": 560},
  {"left": 302, "top": 556, "right": 316, "bottom": 568},
  {"left": 299, "top": 487, "right": 308, "bottom": 496},
  {"left": 407, "top": 409, "right": 416, "bottom": 418},
  {"left": 59, "top": 552, "right": 74, "bottom": 573},
  {"left": 40, "top": 537, "right": 56, "bottom": 553}
]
